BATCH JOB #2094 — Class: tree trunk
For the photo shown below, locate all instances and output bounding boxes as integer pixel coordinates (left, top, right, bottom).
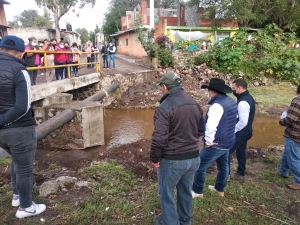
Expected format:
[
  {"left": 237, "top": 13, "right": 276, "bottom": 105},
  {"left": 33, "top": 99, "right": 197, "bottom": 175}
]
[{"left": 54, "top": 7, "right": 61, "bottom": 41}]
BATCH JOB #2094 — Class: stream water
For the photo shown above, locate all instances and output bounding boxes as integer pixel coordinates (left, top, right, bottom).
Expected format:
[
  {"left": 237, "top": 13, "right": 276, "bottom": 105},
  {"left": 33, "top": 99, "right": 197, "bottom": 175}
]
[{"left": 103, "top": 109, "right": 284, "bottom": 149}]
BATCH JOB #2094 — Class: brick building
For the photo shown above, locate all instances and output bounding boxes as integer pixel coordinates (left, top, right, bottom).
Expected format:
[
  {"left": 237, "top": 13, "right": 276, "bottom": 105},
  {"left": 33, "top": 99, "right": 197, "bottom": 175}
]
[
  {"left": 0, "top": 0, "right": 10, "bottom": 38},
  {"left": 111, "top": 1, "right": 184, "bottom": 58}
]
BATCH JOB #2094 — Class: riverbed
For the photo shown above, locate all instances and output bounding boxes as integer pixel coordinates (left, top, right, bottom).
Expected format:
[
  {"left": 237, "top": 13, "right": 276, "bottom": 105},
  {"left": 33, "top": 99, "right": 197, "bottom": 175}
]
[{"left": 103, "top": 109, "right": 284, "bottom": 149}]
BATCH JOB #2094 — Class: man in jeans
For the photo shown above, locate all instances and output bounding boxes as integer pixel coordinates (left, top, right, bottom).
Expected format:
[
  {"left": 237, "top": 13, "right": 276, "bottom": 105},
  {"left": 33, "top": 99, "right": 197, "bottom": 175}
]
[
  {"left": 271, "top": 85, "right": 300, "bottom": 190},
  {"left": 107, "top": 42, "right": 116, "bottom": 69},
  {"left": 150, "top": 72, "right": 205, "bottom": 225},
  {"left": 228, "top": 78, "right": 255, "bottom": 182},
  {"left": 192, "top": 78, "right": 237, "bottom": 198},
  {"left": 0, "top": 35, "right": 46, "bottom": 218}
]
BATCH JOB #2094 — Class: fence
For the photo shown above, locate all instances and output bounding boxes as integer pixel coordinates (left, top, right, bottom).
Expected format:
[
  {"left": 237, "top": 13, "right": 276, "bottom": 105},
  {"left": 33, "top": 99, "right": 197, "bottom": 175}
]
[{"left": 25, "top": 50, "right": 101, "bottom": 78}]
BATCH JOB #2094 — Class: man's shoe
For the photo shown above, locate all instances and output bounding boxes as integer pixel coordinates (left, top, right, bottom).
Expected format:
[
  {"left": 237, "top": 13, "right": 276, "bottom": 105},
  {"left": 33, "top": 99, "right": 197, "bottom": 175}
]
[
  {"left": 231, "top": 173, "right": 245, "bottom": 182},
  {"left": 191, "top": 190, "right": 203, "bottom": 198},
  {"left": 15, "top": 202, "right": 46, "bottom": 218},
  {"left": 270, "top": 171, "right": 288, "bottom": 178},
  {"left": 287, "top": 183, "right": 300, "bottom": 190},
  {"left": 12, "top": 194, "right": 20, "bottom": 207},
  {"left": 153, "top": 215, "right": 162, "bottom": 225},
  {"left": 208, "top": 185, "right": 224, "bottom": 197}
]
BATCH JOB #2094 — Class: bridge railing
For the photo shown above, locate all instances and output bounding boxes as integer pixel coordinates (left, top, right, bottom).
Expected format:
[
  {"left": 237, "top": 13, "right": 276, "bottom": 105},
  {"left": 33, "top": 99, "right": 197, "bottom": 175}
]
[{"left": 25, "top": 50, "right": 101, "bottom": 79}]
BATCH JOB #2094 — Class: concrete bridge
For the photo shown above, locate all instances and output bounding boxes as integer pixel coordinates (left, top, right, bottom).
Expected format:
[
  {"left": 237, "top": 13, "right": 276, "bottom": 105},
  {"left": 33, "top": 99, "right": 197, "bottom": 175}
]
[{"left": 0, "top": 54, "right": 156, "bottom": 157}]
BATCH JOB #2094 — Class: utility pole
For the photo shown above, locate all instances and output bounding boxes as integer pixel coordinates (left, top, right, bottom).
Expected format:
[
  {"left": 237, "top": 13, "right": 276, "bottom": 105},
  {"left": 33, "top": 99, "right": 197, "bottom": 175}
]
[{"left": 150, "top": 0, "right": 154, "bottom": 30}]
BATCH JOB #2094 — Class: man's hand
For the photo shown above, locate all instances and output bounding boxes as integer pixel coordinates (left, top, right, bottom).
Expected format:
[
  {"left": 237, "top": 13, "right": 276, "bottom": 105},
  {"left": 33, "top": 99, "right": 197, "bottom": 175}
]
[
  {"left": 205, "top": 142, "right": 218, "bottom": 148},
  {"left": 152, "top": 162, "right": 160, "bottom": 168}
]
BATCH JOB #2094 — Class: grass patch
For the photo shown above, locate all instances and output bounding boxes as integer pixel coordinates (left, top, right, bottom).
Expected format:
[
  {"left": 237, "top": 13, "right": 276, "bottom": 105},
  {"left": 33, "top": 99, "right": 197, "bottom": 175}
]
[
  {"left": 0, "top": 156, "right": 11, "bottom": 164},
  {"left": 248, "top": 82, "right": 296, "bottom": 105},
  {"left": 1, "top": 155, "right": 299, "bottom": 224}
]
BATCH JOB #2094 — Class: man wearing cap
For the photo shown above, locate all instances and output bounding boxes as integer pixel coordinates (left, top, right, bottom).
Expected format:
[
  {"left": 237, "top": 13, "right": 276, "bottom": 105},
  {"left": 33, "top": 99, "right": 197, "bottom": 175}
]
[
  {"left": 271, "top": 85, "right": 300, "bottom": 190},
  {"left": 0, "top": 35, "right": 46, "bottom": 218},
  {"left": 150, "top": 72, "right": 205, "bottom": 225},
  {"left": 228, "top": 78, "right": 255, "bottom": 182},
  {"left": 24, "top": 37, "right": 40, "bottom": 85},
  {"left": 192, "top": 78, "right": 237, "bottom": 198}
]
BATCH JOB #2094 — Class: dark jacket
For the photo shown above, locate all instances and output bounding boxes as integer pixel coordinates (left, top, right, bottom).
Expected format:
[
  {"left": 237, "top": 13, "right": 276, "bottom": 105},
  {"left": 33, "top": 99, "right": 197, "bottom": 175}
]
[
  {"left": 206, "top": 94, "right": 237, "bottom": 149},
  {"left": 101, "top": 46, "right": 108, "bottom": 55},
  {"left": 0, "top": 52, "right": 36, "bottom": 129},
  {"left": 24, "top": 44, "right": 36, "bottom": 66},
  {"left": 236, "top": 90, "right": 255, "bottom": 137},
  {"left": 150, "top": 86, "right": 205, "bottom": 163}
]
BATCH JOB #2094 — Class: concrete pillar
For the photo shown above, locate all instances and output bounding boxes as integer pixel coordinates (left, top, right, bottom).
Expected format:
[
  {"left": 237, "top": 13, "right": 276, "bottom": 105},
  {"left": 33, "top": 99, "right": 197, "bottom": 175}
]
[{"left": 42, "top": 101, "right": 104, "bottom": 149}]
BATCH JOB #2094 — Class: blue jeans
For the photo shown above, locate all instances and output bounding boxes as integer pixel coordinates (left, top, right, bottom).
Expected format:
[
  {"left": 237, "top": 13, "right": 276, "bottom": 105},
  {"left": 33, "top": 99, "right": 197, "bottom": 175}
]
[
  {"left": 278, "top": 138, "right": 300, "bottom": 184},
  {"left": 158, "top": 157, "right": 200, "bottom": 225},
  {"left": 193, "top": 147, "right": 229, "bottom": 194},
  {"left": 229, "top": 134, "right": 252, "bottom": 176},
  {"left": 102, "top": 55, "right": 108, "bottom": 68},
  {"left": 108, "top": 54, "right": 115, "bottom": 68},
  {"left": 54, "top": 61, "right": 66, "bottom": 80},
  {"left": 0, "top": 126, "right": 37, "bottom": 208}
]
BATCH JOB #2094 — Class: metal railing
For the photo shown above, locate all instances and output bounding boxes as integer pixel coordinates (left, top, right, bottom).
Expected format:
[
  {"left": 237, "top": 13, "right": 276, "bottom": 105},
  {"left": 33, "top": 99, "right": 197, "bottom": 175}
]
[{"left": 25, "top": 50, "right": 101, "bottom": 79}]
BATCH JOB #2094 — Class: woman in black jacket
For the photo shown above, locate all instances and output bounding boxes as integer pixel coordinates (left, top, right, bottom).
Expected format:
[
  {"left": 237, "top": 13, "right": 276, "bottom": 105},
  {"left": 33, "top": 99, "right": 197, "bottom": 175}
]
[{"left": 100, "top": 44, "right": 108, "bottom": 69}]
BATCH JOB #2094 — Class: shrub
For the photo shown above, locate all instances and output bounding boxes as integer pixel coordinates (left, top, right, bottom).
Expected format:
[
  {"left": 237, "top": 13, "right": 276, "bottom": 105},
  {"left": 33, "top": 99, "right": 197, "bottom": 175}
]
[
  {"left": 194, "top": 24, "right": 300, "bottom": 84},
  {"left": 157, "top": 47, "right": 174, "bottom": 67}
]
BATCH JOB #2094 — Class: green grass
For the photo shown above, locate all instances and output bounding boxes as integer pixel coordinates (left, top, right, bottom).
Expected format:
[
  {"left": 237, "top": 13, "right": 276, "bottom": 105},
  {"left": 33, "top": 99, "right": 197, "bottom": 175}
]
[
  {"left": 1, "top": 152, "right": 299, "bottom": 225},
  {"left": 248, "top": 82, "right": 296, "bottom": 105},
  {"left": 0, "top": 156, "right": 11, "bottom": 164}
]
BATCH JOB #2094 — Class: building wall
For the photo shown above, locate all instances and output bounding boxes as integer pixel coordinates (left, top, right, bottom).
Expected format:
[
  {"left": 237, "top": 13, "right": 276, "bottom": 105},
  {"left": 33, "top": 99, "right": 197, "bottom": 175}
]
[
  {"left": 117, "top": 31, "right": 146, "bottom": 58},
  {"left": 8, "top": 27, "right": 54, "bottom": 43},
  {"left": 0, "top": 4, "right": 8, "bottom": 35}
]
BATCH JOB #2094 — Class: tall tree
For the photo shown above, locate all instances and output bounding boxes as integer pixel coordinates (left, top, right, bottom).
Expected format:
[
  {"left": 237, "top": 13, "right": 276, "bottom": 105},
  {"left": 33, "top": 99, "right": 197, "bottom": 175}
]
[
  {"left": 8, "top": 10, "right": 39, "bottom": 27},
  {"left": 75, "top": 28, "right": 89, "bottom": 46},
  {"left": 35, "top": 0, "right": 96, "bottom": 40}
]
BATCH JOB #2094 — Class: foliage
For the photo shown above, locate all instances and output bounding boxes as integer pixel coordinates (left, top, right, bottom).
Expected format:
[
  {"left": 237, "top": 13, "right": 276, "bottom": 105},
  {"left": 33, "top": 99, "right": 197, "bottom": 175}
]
[
  {"left": 35, "top": 0, "right": 96, "bottom": 40},
  {"left": 75, "top": 28, "right": 89, "bottom": 46},
  {"left": 88, "top": 25, "right": 101, "bottom": 45},
  {"left": 194, "top": 24, "right": 300, "bottom": 84},
  {"left": 34, "top": 9, "right": 53, "bottom": 29},
  {"left": 8, "top": 10, "right": 39, "bottom": 27},
  {"left": 134, "top": 16, "right": 174, "bottom": 67},
  {"left": 187, "top": 0, "right": 300, "bottom": 32},
  {"left": 157, "top": 47, "right": 174, "bottom": 67}
]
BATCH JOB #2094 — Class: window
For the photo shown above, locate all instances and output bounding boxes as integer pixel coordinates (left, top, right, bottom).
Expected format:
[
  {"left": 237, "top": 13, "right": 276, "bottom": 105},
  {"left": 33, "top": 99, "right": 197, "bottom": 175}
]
[
  {"left": 126, "top": 38, "right": 128, "bottom": 46},
  {"left": 214, "top": 32, "right": 230, "bottom": 42}
]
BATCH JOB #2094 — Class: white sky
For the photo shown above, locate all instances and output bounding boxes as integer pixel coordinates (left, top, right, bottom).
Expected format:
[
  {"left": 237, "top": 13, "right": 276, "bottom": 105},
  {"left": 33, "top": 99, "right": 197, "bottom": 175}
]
[{"left": 4, "top": 0, "right": 110, "bottom": 31}]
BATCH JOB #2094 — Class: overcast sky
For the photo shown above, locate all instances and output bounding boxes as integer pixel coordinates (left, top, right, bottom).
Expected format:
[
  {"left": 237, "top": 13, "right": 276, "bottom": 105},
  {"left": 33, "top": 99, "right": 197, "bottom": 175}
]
[{"left": 4, "top": 0, "right": 109, "bottom": 31}]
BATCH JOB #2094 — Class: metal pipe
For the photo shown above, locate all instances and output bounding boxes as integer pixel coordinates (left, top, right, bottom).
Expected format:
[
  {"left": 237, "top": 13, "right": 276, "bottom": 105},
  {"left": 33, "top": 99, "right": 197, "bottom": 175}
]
[
  {"left": 84, "top": 83, "right": 119, "bottom": 102},
  {"left": 36, "top": 109, "right": 75, "bottom": 141}
]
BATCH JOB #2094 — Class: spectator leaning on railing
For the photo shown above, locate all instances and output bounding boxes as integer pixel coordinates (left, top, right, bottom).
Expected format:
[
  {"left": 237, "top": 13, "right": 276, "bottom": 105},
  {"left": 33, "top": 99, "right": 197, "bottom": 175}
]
[
  {"left": 41, "top": 39, "right": 55, "bottom": 82},
  {"left": 24, "top": 37, "right": 40, "bottom": 85},
  {"left": 54, "top": 40, "right": 67, "bottom": 80},
  {"left": 71, "top": 42, "right": 81, "bottom": 77}
]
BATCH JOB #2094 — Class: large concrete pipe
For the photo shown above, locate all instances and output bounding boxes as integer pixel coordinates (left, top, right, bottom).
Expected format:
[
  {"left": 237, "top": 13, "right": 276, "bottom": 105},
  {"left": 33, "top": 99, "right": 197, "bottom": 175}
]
[{"left": 35, "top": 83, "right": 119, "bottom": 141}]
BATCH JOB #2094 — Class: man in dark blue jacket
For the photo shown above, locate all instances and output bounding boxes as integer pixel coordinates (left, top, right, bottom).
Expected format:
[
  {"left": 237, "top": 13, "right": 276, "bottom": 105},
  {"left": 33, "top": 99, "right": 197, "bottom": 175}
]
[
  {"left": 0, "top": 35, "right": 46, "bottom": 218},
  {"left": 228, "top": 78, "right": 255, "bottom": 182},
  {"left": 150, "top": 72, "right": 205, "bottom": 225},
  {"left": 192, "top": 78, "right": 237, "bottom": 198}
]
